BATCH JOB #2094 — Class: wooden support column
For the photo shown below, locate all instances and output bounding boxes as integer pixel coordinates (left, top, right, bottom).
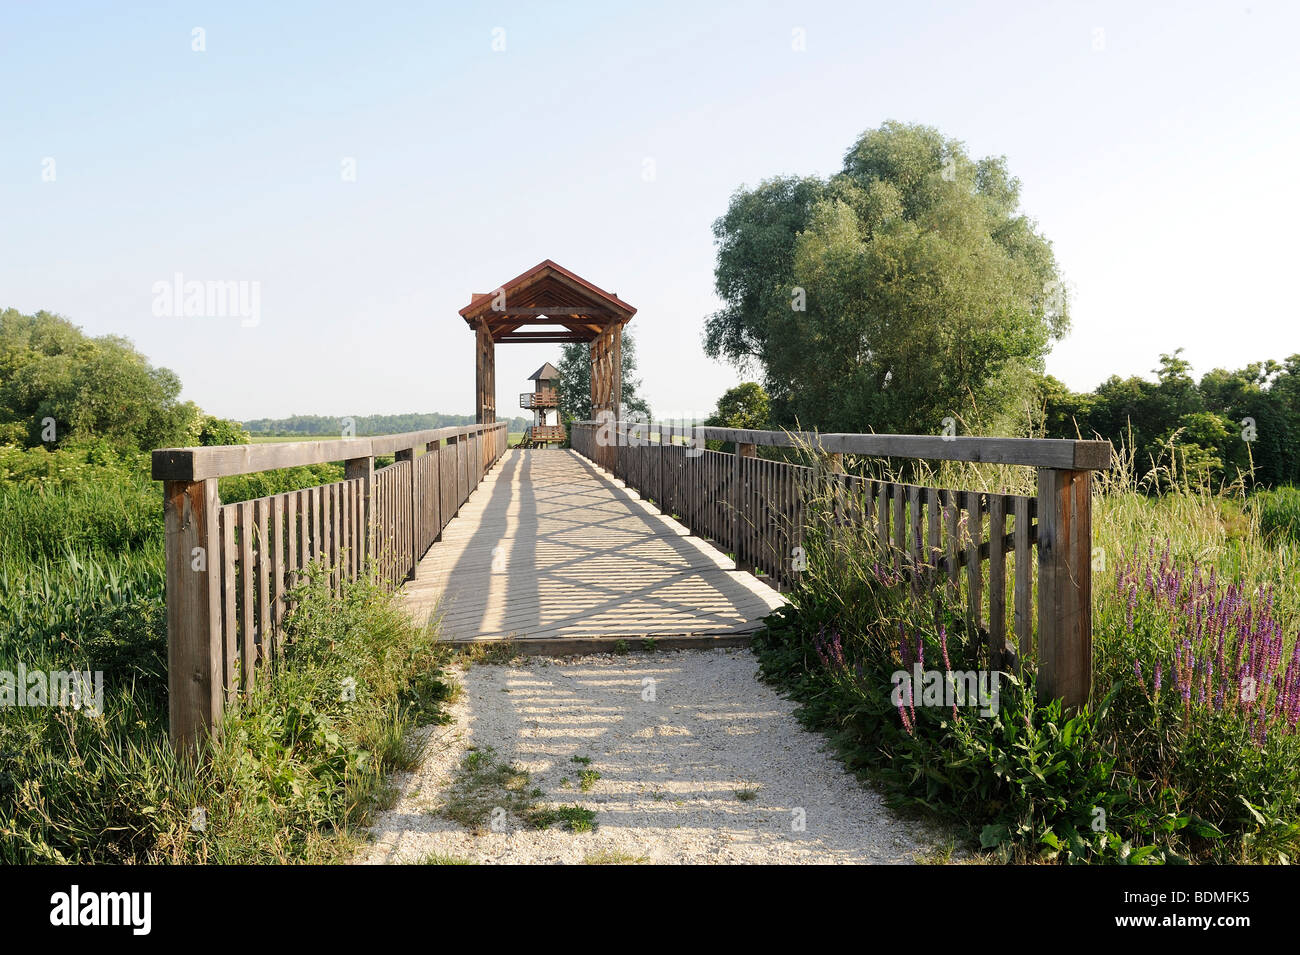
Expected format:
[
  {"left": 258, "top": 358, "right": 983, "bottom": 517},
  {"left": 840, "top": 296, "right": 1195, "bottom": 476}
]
[
  {"left": 475, "top": 322, "right": 496, "bottom": 432},
  {"left": 163, "top": 477, "right": 223, "bottom": 757},
  {"left": 733, "top": 442, "right": 756, "bottom": 572},
  {"left": 1036, "top": 468, "right": 1093, "bottom": 709},
  {"left": 590, "top": 326, "right": 619, "bottom": 472},
  {"left": 611, "top": 323, "right": 623, "bottom": 418},
  {"left": 345, "top": 454, "right": 374, "bottom": 574}
]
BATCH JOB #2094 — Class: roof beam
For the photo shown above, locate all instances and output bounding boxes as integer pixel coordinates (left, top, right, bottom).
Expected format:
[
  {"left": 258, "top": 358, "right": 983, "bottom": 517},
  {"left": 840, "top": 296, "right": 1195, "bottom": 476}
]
[{"left": 484, "top": 307, "right": 616, "bottom": 317}]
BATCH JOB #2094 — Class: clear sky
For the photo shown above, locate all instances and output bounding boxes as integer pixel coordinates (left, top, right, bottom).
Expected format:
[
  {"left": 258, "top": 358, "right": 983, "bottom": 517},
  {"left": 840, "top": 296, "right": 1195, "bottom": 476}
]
[{"left": 3, "top": 1, "right": 1297, "bottom": 424}]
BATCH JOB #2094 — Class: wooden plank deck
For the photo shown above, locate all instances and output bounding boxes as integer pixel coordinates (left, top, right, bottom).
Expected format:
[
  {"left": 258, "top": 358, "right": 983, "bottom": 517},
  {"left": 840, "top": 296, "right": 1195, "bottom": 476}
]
[{"left": 402, "top": 449, "right": 787, "bottom": 650}]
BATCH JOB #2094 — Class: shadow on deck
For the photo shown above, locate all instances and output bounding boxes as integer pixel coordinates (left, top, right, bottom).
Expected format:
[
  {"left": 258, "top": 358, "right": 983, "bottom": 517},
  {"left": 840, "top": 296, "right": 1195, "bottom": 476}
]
[{"left": 402, "top": 449, "right": 786, "bottom": 651}]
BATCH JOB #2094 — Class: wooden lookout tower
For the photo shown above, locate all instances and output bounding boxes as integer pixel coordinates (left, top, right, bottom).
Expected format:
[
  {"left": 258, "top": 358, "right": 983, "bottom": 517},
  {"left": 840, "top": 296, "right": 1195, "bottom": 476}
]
[
  {"left": 459, "top": 260, "right": 635, "bottom": 468},
  {"left": 520, "top": 362, "right": 563, "bottom": 447}
]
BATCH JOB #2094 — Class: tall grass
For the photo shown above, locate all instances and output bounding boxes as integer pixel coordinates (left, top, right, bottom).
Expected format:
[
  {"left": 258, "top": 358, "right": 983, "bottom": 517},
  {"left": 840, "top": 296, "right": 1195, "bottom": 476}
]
[{"left": 1, "top": 450, "right": 454, "bottom": 863}]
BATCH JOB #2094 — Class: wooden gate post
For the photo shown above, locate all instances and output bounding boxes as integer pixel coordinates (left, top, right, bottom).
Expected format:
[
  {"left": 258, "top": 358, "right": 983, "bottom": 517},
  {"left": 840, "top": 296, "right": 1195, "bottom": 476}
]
[
  {"left": 345, "top": 454, "right": 374, "bottom": 575},
  {"left": 1035, "top": 467, "right": 1093, "bottom": 709},
  {"left": 163, "top": 477, "right": 223, "bottom": 757}
]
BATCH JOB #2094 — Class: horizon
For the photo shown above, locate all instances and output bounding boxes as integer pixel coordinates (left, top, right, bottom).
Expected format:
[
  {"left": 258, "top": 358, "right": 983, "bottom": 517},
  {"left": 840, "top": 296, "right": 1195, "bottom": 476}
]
[{"left": 3, "top": 1, "right": 1297, "bottom": 422}]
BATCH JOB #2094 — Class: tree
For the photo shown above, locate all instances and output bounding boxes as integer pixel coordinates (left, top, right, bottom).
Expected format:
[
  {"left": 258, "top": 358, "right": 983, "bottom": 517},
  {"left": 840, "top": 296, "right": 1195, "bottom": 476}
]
[
  {"left": 705, "top": 121, "right": 1066, "bottom": 436},
  {"left": 557, "top": 331, "right": 651, "bottom": 425},
  {"left": 1031, "top": 350, "right": 1300, "bottom": 489},
  {"left": 198, "top": 415, "right": 250, "bottom": 446},
  {"left": 705, "top": 382, "right": 770, "bottom": 431},
  {"left": 0, "top": 308, "right": 199, "bottom": 451}
]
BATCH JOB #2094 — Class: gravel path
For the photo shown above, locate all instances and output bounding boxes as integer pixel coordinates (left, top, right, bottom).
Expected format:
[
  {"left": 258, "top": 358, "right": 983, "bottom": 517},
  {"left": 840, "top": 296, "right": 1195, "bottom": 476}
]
[{"left": 359, "top": 648, "right": 943, "bottom": 864}]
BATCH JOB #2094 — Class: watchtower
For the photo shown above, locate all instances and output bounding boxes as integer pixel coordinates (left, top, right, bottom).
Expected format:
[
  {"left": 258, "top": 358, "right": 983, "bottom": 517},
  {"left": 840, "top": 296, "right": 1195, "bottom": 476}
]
[{"left": 521, "top": 362, "right": 564, "bottom": 446}]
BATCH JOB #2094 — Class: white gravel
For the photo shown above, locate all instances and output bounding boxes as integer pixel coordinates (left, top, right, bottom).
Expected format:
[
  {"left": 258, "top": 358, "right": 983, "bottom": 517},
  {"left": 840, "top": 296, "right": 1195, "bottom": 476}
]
[{"left": 359, "top": 647, "right": 944, "bottom": 864}]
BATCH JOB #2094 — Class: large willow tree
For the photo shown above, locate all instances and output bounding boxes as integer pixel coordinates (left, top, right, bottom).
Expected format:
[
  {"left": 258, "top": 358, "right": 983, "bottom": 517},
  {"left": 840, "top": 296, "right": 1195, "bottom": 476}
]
[{"left": 704, "top": 121, "right": 1069, "bottom": 435}]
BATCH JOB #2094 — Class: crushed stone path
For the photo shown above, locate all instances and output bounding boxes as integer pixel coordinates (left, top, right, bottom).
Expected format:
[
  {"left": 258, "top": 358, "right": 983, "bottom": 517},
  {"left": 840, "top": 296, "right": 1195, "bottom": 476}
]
[{"left": 359, "top": 648, "right": 945, "bottom": 865}]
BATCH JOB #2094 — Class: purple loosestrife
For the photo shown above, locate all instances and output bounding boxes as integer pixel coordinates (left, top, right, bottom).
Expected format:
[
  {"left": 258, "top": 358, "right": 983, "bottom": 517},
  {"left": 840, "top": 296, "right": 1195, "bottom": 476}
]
[
  {"left": 898, "top": 695, "right": 914, "bottom": 735},
  {"left": 1123, "top": 538, "right": 1300, "bottom": 741},
  {"left": 939, "top": 624, "right": 958, "bottom": 719}
]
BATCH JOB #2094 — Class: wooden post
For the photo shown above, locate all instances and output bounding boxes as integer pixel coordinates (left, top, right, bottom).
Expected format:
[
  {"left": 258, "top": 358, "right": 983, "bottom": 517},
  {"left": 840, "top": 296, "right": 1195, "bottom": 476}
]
[
  {"left": 396, "top": 446, "right": 418, "bottom": 580},
  {"left": 426, "top": 440, "right": 441, "bottom": 545},
  {"left": 163, "top": 477, "right": 223, "bottom": 757},
  {"left": 612, "top": 323, "right": 623, "bottom": 418},
  {"left": 1036, "top": 468, "right": 1093, "bottom": 709},
  {"left": 345, "top": 454, "right": 374, "bottom": 575},
  {"left": 733, "top": 442, "right": 756, "bottom": 572}
]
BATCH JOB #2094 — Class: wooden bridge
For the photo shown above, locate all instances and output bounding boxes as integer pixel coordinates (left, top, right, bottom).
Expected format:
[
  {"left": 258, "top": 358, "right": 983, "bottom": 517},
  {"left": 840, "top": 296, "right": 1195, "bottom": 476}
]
[{"left": 152, "top": 261, "right": 1110, "bottom": 755}]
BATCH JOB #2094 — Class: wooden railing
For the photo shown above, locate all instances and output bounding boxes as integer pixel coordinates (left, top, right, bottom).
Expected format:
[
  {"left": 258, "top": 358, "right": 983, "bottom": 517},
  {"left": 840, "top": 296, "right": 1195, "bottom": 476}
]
[
  {"left": 520, "top": 388, "right": 558, "bottom": 409},
  {"left": 571, "top": 419, "right": 1110, "bottom": 709},
  {"left": 153, "top": 421, "right": 508, "bottom": 754}
]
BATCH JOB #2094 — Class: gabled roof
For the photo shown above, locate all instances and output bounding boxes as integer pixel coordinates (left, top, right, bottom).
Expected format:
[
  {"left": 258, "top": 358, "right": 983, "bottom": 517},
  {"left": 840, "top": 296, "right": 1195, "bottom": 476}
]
[
  {"left": 528, "top": 362, "right": 561, "bottom": 382},
  {"left": 459, "top": 260, "right": 636, "bottom": 344}
]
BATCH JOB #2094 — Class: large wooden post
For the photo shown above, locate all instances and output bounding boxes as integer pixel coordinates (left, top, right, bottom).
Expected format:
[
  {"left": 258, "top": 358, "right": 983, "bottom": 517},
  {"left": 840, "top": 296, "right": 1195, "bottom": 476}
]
[
  {"left": 1036, "top": 467, "right": 1093, "bottom": 709},
  {"left": 163, "top": 477, "right": 223, "bottom": 757},
  {"left": 344, "top": 454, "right": 374, "bottom": 574},
  {"left": 611, "top": 323, "right": 623, "bottom": 419}
]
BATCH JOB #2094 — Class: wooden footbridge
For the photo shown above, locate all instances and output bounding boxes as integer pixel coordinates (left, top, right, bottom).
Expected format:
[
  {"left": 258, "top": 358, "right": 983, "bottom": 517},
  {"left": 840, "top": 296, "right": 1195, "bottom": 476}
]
[{"left": 153, "top": 261, "right": 1110, "bottom": 754}]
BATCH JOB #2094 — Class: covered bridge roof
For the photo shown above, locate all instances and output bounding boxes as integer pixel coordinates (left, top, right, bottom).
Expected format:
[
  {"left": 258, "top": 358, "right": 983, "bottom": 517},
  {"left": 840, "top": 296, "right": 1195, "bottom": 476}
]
[{"left": 459, "top": 259, "right": 636, "bottom": 344}]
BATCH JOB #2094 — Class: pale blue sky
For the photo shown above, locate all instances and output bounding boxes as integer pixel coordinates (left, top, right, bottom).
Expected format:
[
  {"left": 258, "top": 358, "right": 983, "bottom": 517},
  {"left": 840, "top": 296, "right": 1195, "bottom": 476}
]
[{"left": 3, "top": 1, "right": 1297, "bottom": 423}]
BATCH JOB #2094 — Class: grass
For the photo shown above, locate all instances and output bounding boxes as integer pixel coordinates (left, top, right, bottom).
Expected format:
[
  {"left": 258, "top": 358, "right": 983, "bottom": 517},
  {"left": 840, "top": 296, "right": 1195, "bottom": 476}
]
[
  {"left": 452, "top": 640, "right": 521, "bottom": 666},
  {"left": 0, "top": 450, "right": 460, "bottom": 863},
  {"left": 527, "top": 805, "right": 598, "bottom": 833},
  {"left": 1246, "top": 485, "right": 1300, "bottom": 545},
  {"left": 414, "top": 853, "right": 478, "bottom": 865},
  {"left": 3, "top": 562, "right": 460, "bottom": 862},
  {"left": 584, "top": 849, "right": 647, "bottom": 864},
  {"left": 439, "top": 746, "right": 535, "bottom": 833}
]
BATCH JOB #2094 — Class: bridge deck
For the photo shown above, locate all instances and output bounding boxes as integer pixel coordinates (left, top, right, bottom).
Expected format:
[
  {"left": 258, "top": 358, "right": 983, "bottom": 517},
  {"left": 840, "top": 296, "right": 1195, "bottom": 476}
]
[{"left": 402, "top": 449, "right": 786, "bottom": 650}]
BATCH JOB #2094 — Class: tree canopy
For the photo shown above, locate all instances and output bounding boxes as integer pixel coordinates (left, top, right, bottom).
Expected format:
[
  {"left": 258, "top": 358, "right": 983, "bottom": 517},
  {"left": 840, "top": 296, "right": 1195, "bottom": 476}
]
[
  {"left": 557, "top": 331, "right": 651, "bottom": 425},
  {"left": 705, "top": 121, "right": 1066, "bottom": 435},
  {"left": 1038, "top": 350, "right": 1300, "bottom": 489},
  {"left": 704, "top": 382, "right": 770, "bottom": 431},
  {"left": 0, "top": 309, "right": 201, "bottom": 450}
]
